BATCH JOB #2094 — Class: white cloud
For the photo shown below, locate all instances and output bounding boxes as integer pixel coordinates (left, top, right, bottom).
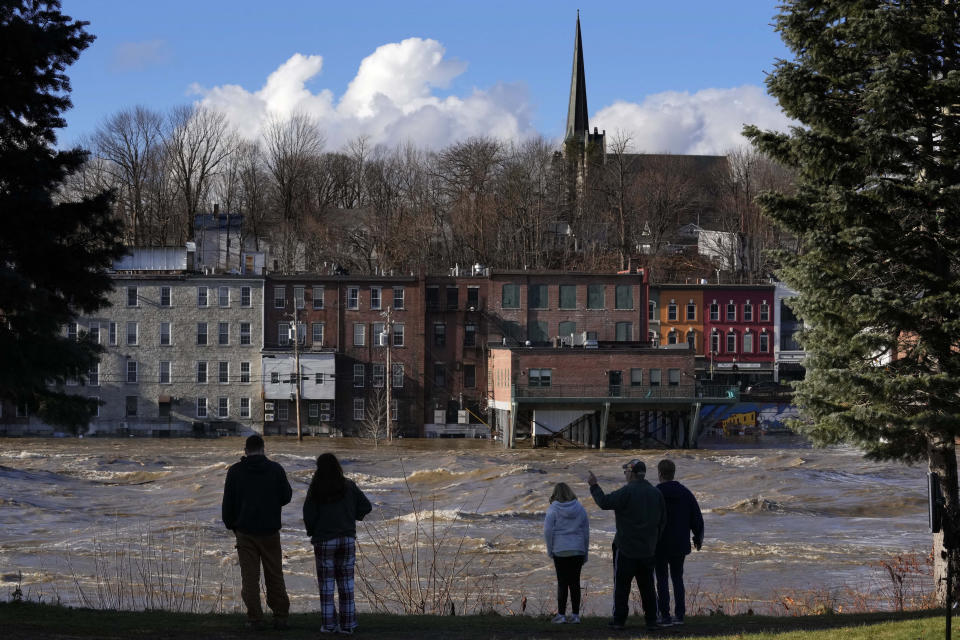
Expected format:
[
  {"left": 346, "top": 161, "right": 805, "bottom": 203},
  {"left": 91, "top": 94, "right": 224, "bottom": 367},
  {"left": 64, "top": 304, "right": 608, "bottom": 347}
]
[
  {"left": 111, "top": 39, "right": 170, "bottom": 73},
  {"left": 191, "top": 38, "right": 536, "bottom": 150},
  {"left": 592, "top": 85, "right": 793, "bottom": 155}
]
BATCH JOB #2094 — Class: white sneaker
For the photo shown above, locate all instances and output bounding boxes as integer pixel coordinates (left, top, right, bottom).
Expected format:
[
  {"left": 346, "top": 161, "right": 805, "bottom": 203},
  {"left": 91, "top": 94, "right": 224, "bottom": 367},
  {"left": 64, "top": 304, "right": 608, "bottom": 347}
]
[
  {"left": 319, "top": 625, "right": 340, "bottom": 633},
  {"left": 551, "top": 614, "right": 566, "bottom": 624},
  {"left": 567, "top": 614, "right": 581, "bottom": 623}
]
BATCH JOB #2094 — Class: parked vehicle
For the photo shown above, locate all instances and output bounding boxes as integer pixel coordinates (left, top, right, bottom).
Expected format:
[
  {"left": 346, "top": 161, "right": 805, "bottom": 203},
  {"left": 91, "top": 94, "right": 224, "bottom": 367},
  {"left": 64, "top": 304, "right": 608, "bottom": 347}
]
[{"left": 745, "top": 381, "right": 792, "bottom": 396}]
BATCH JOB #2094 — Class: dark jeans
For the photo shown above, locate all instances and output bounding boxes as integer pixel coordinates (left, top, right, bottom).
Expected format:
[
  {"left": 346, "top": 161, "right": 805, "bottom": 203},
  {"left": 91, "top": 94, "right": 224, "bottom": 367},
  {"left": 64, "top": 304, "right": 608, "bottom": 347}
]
[
  {"left": 655, "top": 553, "right": 686, "bottom": 619},
  {"left": 553, "top": 555, "right": 585, "bottom": 615},
  {"left": 612, "top": 545, "right": 657, "bottom": 626},
  {"left": 235, "top": 531, "right": 290, "bottom": 622}
]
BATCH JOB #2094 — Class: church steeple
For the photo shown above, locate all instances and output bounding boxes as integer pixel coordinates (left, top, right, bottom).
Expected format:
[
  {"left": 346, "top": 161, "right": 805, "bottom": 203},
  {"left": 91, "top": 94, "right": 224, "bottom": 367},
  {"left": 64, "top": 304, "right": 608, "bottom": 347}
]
[{"left": 565, "top": 11, "right": 589, "bottom": 142}]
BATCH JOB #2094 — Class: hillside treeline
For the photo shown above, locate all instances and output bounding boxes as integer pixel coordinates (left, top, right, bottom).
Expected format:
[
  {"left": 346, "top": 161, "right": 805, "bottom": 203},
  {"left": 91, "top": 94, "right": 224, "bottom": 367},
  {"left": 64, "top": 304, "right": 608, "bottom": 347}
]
[{"left": 65, "top": 105, "right": 796, "bottom": 281}]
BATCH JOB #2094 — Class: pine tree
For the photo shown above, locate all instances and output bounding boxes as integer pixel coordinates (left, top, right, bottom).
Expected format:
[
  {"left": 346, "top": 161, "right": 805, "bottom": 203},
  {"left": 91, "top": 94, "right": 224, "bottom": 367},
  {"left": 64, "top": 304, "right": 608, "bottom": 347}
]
[
  {"left": 0, "top": 1, "right": 126, "bottom": 431},
  {"left": 745, "top": 0, "right": 960, "bottom": 603}
]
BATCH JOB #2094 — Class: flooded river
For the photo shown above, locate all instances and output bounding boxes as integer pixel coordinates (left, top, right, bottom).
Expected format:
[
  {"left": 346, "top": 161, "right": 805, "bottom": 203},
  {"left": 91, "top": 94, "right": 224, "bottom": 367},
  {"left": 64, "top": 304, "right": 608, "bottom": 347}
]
[{"left": 0, "top": 436, "right": 932, "bottom": 615}]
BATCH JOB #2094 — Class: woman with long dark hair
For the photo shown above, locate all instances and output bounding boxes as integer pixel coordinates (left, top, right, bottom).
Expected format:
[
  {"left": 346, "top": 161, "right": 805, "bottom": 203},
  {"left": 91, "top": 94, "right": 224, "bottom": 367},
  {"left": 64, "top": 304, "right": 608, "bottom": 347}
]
[{"left": 303, "top": 453, "right": 372, "bottom": 634}]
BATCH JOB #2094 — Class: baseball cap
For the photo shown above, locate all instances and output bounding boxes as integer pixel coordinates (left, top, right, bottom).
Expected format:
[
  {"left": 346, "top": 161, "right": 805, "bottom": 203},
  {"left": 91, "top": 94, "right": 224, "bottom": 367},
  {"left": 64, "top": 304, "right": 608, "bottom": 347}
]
[{"left": 622, "top": 459, "right": 645, "bottom": 474}]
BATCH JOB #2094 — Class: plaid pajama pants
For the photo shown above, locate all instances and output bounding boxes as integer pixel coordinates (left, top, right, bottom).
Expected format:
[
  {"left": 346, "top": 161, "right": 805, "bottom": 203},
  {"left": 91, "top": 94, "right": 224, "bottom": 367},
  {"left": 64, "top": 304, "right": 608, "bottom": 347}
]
[{"left": 313, "top": 536, "right": 357, "bottom": 632}]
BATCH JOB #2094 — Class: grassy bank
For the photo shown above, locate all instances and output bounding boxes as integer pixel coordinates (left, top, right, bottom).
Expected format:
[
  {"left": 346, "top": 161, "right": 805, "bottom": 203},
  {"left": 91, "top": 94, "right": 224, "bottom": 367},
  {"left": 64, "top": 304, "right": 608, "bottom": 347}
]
[{"left": 0, "top": 602, "right": 955, "bottom": 639}]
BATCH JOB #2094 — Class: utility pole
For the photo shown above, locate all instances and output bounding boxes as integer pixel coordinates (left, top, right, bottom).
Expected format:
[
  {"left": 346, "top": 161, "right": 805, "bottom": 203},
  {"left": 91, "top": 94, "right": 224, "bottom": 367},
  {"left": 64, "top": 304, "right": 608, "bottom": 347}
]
[
  {"left": 381, "top": 306, "right": 393, "bottom": 442},
  {"left": 288, "top": 305, "right": 303, "bottom": 441}
]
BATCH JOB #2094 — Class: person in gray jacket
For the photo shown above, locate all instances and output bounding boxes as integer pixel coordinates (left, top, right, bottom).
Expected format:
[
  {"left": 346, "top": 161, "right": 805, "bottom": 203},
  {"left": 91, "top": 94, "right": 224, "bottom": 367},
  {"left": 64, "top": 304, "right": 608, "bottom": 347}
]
[
  {"left": 303, "top": 453, "right": 372, "bottom": 634},
  {"left": 588, "top": 459, "right": 665, "bottom": 632},
  {"left": 544, "top": 482, "right": 589, "bottom": 624}
]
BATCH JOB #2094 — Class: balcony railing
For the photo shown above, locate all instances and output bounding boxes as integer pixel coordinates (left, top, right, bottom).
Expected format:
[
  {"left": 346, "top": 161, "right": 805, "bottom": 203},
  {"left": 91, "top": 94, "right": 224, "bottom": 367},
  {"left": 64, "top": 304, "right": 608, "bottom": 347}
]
[{"left": 512, "top": 383, "right": 739, "bottom": 402}]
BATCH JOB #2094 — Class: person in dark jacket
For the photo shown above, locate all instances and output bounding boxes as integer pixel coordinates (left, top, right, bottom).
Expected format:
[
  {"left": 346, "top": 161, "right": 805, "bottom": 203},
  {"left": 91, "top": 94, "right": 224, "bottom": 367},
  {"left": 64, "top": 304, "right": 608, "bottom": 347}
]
[
  {"left": 221, "top": 434, "right": 293, "bottom": 630},
  {"left": 303, "top": 452, "right": 372, "bottom": 634},
  {"left": 588, "top": 459, "right": 665, "bottom": 632},
  {"left": 654, "top": 458, "right": 704, "bottom": 626}
]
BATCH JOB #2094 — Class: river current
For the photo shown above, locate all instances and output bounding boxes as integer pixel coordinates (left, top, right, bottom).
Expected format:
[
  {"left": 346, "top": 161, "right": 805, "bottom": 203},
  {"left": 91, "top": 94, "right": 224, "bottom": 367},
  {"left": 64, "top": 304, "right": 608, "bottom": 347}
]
[{"left": 0, "top": 436, "right": 932, "bottom": 615}]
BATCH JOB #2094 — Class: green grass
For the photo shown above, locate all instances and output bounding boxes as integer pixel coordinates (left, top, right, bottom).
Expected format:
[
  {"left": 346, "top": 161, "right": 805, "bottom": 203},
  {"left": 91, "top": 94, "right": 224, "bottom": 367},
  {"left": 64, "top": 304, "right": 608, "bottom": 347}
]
[{"left": 0, "top": 601, "right": 955, "bottom": 639}]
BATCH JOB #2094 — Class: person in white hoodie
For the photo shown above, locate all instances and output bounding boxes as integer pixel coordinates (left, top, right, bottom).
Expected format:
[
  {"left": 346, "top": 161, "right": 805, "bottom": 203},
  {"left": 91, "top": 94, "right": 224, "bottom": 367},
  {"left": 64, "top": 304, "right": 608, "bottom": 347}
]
[{"left": 544, "top": 482, "right": 589, "bottom": 624}]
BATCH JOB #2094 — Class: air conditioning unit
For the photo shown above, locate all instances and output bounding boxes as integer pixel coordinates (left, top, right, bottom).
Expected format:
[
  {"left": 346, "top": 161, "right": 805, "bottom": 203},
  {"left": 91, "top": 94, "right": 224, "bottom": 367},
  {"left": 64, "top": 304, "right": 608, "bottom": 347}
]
[
  {"left": 264, "top": 402, "right": 275, "bottom": 411},
  {"left": 264, "top": 413, "right": 275, "bottom": 422},
  {"left": 377, "top": 332, "right": 389, "bottom": 347},
  {"left": 320, "top": 413, "right": 331, "bottom": 422}
]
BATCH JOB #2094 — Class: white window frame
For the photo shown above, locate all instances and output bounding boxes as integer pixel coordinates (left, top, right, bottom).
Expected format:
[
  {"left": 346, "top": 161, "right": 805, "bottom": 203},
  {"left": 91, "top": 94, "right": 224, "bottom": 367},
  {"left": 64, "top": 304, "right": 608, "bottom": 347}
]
[
  {"left": 239, "top": 397, "right": 250, "bottom": 418},
  {"left": 370, "top": 286, "right": 382, "bottom": 310},
  {"left": 197, "top": 286, "right": 208, "bottom": 308},
  {"left": 744, "top": 303, "right": 753, "bottom": 322},
  {"left": 353, "top": 323, "right": 365, "bottom": 346},
  {"left": 109, "top": 321, "right": 117, "bottom": 346},
  {"left": 126, "top": 360, "right": 138, "bottom": 384},
  {"left": 726, "top": 332, "right": 737, "bottom": 353},
  {"left": 127, "top": 286, "right": 138, "bottom": 307},
  {"left": 347, "top": 287, "right": 359, "bottom": 310},
  {"left": 240, "top": 361, "right": 251, "bottom": 384},
  {"left": 197, "top": 322, "right": 208, "bottom": 345},
  {"left": 240, "top": 322, "right": 251, "bottom": 345},
  {"left": 392, "top": 363, "right": 404, "bottom": 388},
  {"left": 218, "top": 286, "right": 230, "bottom": 307},
  {"left": 760, "top": 332, "right": 769, "bottom": 352},
  {"left": 196, "top": 397, "right": 208, "bottom": 418},
  {"left": 273, "top": 286, "right": 286, "bottom": 309},
  {"left": 159, "top": 361, "right": 171, "bottom": 384},
  {"left": 197, "top": 361, "right": 208, "bottom": 384},
  {"left": 218, "top": 361, "right": 229, "bottom": 384},
  {"left": 373, "top": 364, "right": 385, "bottom": 388},
  {"left": 312, "top": 322, "right": 324, "bottom": 346},
  {"left": 126, "top": 321, "right": 138, "bottom": 346},
  {"left": 241, "top": 286, "right": 251, "bottom": 307},
  {"left": 160, "top": 322, "right": 171, "bottom": 346},
  {"left": 353, "top": 398, "right": 364, "bottom": 421},
  {"left": 393, "top": 323, "right": 404, "bottom": 347},
  {"left": 217, "top": 397, "right": 229, "bottom": 418},
  {"left": 353, "top": 363, "right": 365, "bottom": 387},
  {"left": 218, "top": 322, "right": 229, "bottom": 346},
  {"left": 313, "top": 286, "right": 324, "bottom": 309},
  {"left": 743, "top": 331, "right": 754, "bottom": 353},
  {"left": 393, "top": 287, "right": 404, "bottom": 310}
]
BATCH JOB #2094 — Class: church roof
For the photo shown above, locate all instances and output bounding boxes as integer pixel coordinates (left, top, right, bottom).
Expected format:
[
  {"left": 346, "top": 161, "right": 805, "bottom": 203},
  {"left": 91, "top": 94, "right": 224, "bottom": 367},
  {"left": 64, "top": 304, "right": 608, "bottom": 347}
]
[{"left": 565, "top": 12, "right": 589, "bottom": 141}]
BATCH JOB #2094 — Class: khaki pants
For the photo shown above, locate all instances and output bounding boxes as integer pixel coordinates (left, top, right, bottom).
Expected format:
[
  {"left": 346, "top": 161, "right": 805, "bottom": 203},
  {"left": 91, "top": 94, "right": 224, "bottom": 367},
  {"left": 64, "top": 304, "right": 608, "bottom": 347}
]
[{"left": 235, "top": 531, "right": 290, "bottom": 622}]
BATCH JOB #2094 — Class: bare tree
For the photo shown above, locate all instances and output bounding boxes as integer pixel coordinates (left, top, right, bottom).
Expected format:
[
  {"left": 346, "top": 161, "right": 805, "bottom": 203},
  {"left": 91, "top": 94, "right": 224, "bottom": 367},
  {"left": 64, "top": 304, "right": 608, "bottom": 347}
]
[
  {"left": 263, "top": 111, "right": 325, "bottom": 222},
  {"left": 438, "top": 137, "right": 503, "bottom": 266},
  {"left": 167, "top": 105, "right": 236, "bottom": 242},
  {"left": 359, "top": 386, "right": 389, "bottom": 446}
]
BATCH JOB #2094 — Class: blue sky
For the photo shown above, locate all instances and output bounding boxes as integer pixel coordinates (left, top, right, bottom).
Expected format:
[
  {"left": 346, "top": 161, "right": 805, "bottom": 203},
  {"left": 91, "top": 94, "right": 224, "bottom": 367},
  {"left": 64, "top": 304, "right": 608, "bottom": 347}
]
[{"left": 60, "top": 0, "right": 792, "bottom": 153}]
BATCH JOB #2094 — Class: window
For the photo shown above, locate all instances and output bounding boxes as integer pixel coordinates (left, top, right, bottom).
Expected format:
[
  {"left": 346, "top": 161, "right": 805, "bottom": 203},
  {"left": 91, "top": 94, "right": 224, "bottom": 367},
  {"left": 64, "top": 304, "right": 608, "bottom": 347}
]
[
  {"left": 87, "top": 364, "right": 99, "bottom": 387},
  {"left": 159, "top": 361, "right": 171, "bottom": 384},
  {"left": 686, "top": 302, "right": 696, "bottom": 321},
  {"left": 466, "top": 286, "right": 478, "bottom": 309},
  {"left": 196, "top": 397, "right": 208, "bottom": 418},
  {"left": 464, "top": 364, "right": 476, "bottom": 388},
  {"left": 240, "top": 322, "right": 251, "bottom": 346},
  {"left": 393, "top": 287, "right": 404, "bottom": 310},
  {"left": 160, "top": 322, "right": 171, "bottom": 346},
  {"left": 126, "top": 321, "right": 138, "bottom": 346},
  {"left": 218, "top": 322, "right": 229, "bottom": 345},
  {"left": 529, "top": 368, "right": 552, "bottom": 387},
  {"left": 426, "top": 286, "right": 439, "bottom": 309},
  {"left": 312, "top": 322, "right": 324, "bottom": 346},
  {"left": 501, "top": 284, "right": 520, "bottom": 309},
  {"left": 273, "top": 286, "right": 285, "bottom": 309},
  {"left": 219, "top": 286, "right": 230, "bottom": 307},
  {"left": 667, "top": 303, "right": 678, "bottom": 322},
  {"left": 373, "top": 364, "right": 385, "bottom": 388},
  {"left": 726, "top": 302, "right": 737, "bottom": 322},
  {"left": 529, "top": 320, "right": 548, "bottom": 343},
  {"left": 240, "top": 398, "right": 250, "bottom": 418},
  {"left": 744, "top": 303, "right": 753, "bottom": 322},
  {"left": 295, "top": 322, "right": 305, "bottom": 344},
  {"left": 347, "top": 287, "right": 359, "bottom": 310},
  {"left": 743, "top": 332, "right": 754, "bottom": 353},
  {"left": 433, "top": 323, "right": 446, "bottom": 347},
  {"left": 315, "top": 372, "right": 325, "bottom": 384},
  {"left": 759, "top": 332, "right": 769, "bottom": 352},
  {"left": 218, "top": 397, "right": 229, "bottom": 418},
  {"left": 464, "top": 324, "right": 477, "bottom": 347},
  {"left": 88, "top": 322, "right": 100, "bottom": 344},
  {"left": 160, "top": 286, "right": 171, "bottom": 307},
  {"left": 711, "top": 331, "right": 720, "bottom": 354},
  {"left": 277, "top": 401, "right": 289, "bottom": 421},
  {"left": 218, "top": 361, "right": 229, "bottom": 384},
  {"left": 197, "top": 322, "right": 208, "bottom": 345},
  {"left": 294, "top": 285, "right": 305, "bottom": 309},
  {"left": 393, "top": 323, "right": 404, "bottom": 347},
  {"left": 368, "top": 286, "right": 381, "bottom": 310},
  {"left": 373, "top": 322, "right": 385, "bottom": 347},
  {"left": 558, "top": 321, "right": 576, "bottom": 339},
  {"left": 649, "top": 300, "right": 657, "bottom": 321},
  {"left": 240, "top": 362, "right": 251, "bottom": 384},
  {"left": 353, "top": 364, "right": 365, "bottom": 387},
  {"left": 587, "top": 284, "right": 604, "bottom": 309},
  {"left": 126, "top": 360, "right": 138, "bottom": 383},
  {"left": 559, "top": 284, "right": 577, "bottom": 309},
  {"left": 391, "top": 399, "right": 398, "bottom": 422},
  {"left": 529, "top": 284, "right": 548, "bottom": 309},
  {"left": 615, "top": 322, "right": 632, "bottom": 342},
  {"left": 126, "top": 395, "right": 138, "bottom": 416},
  {"left": 687, "top": 331, "right": 696, "bottom": 349},
  {"left": 67, "top": 322, "right": 78, "bottom": 341},
  {"left": 270, "top": 371, "right": 279, "bottom": 384},
  {"left": 759, "top": 301, "right": 770, "bottom": 322},
  {"left": 649, "top": 330, "right": 659, "bottom": 346},
  {"left": 278, "top": 322, "right": 290, "bottom": 346},
  {"left": 710, "top": 302, "right": 720, "bottom": 321},
  {"left": 615, "top": 285, "right": 633, "bottom": 310},
  {"left": 649, "top": 369, "right": 662, "bottom": 386},
  {"left": 668, "top": 369, "right": 681, "bottom": 386},
  {"left": 668, "top": 330, "right": 678, "bottom": 345},
  {"left": 630, "top": 368, "right": 643, "bottom": 386},
  {"left": 434, "top": 363, "right": 446, "bottom": 387},
  {"left": 198, "top": 286, "right": 209, "bottom": 307},
  {"left": 109, "top": 322, "right": 117, "bottom": 346},
  {"left": 353, "top": 323, "right": 365, "bottom": 347},
  {"left": 241, "top": 286, "right": 251, "bottom": 307},
  {"left": 446, "top": 286, "right": 459, "bottom": 310},
  {"left": 197, "top": 361, "right": 208, "bottom": 384},
  {"left": 392, "top": 363, "right": 404, "bottom": 388},
  {"left": 312, "top": 286, "right": 324, "bottom": 309},
  {"left": 127, "top": 286, "right": 138, "bottom": 307},
  {"left": 726, "top": 332, "right": 737, "bottom": 353},
  {"left": 353, "top": 398, "right": 364, "bottom": 421}
]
